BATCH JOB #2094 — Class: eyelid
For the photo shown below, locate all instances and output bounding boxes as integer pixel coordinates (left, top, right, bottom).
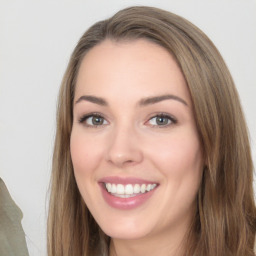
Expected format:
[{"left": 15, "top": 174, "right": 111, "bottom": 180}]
[
  {"left": 146, "top": 113, "right": 177, "bottom": 127},
  {"left": 78, "top": 112, "right": 109, "bottom": 127},
  {"left": 77, "top": 112, "right": 177, "bottom": 128}
]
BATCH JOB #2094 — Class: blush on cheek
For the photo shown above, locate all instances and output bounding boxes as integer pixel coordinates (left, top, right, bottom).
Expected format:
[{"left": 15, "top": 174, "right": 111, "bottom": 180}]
[
  {"left": 70, "top": 133, "right": 104, "bottom": 177},
  {"left": 150, "top": 134, "right": 203, "bottom": 182},
  {"left": 70, "top": 137, "right": 87, "bottom": 174}
]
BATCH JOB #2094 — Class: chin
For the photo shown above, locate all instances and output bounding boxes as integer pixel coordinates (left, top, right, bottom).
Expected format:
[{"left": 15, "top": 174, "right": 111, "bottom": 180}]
[
  {"left": 98, "top": 217, "right": 152, "bottom": 240},
  {"left": 104, "top": 228, "right": 149, "bottom": 240}
]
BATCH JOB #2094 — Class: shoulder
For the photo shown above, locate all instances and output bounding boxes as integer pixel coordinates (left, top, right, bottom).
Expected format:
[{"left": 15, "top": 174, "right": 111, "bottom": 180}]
[
  {"left": 0, "top": 178, "right": 23, "bottom": 220},
  {"left": 0, "top": 178, "right": 29, "bottom": 256}
]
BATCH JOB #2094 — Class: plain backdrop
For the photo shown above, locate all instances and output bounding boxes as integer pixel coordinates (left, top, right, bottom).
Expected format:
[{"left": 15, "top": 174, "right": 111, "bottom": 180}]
[{"left": 0, "top": 0, "right": 255, "bottom": 255}]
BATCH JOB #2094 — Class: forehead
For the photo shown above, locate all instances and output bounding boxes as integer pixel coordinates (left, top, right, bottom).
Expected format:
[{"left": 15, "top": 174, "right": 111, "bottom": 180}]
[{"left": 75, "top": 39, "right": 191, "bottom": 105}]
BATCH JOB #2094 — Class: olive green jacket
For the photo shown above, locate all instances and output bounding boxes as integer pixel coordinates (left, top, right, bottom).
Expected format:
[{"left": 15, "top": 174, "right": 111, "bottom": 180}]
[{"left": 0, "top": 178, "right": 29, "bottom": 256}]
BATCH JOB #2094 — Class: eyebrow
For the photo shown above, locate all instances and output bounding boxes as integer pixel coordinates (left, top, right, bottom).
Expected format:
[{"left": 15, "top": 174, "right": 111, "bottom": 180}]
[
  {"left": 138, "top": 94, "right": 188, "bottom": 107},
  {"left": 75, "top": 94, "right": 188, "bottom": 107},
  {"left": 75, "top": 95, "right": 108, "bottom": 106}
]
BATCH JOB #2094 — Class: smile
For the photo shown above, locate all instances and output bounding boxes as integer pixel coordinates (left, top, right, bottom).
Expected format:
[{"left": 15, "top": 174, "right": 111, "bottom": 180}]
[
  {"left": 99, "top": 177, "right": 159, "bottom": 210},
  {"left": 105, "top": 183, "right": 157, "bottom": 198}
]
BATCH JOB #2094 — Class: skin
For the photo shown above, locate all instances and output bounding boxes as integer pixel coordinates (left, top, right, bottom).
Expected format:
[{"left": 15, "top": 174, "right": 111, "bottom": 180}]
[{"left": 70, "top": 39, "right": 204, "bottom": 256}]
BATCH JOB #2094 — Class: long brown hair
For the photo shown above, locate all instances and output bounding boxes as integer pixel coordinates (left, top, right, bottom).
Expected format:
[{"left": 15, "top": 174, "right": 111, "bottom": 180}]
[{"left": 47, "top": 6, "right": 256, "bottom": 256}]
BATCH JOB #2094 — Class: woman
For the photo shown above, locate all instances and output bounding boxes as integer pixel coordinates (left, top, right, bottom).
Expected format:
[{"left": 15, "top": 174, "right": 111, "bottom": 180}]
[{"left": 47, "top": 6, "right": 256, "bottom": 256}]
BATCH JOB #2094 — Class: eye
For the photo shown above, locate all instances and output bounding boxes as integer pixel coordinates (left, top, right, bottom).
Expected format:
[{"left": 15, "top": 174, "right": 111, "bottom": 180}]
[
  {"left": 79, "top": 113, "right": 108, "bottom": 127},
  {"left": 147, "top": 114, "right": 177, "bottom": 127}
]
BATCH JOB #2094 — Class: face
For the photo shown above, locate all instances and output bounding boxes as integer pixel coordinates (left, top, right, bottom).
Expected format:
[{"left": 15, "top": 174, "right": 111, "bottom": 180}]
[{"left": 70, "top": 39, "right": 203, "bottom": 242}]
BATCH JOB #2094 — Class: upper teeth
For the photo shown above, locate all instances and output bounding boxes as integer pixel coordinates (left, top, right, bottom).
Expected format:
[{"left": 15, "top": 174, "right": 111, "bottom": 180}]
[{"left": 105, "top": 183, "right": 157, "bottom": 196}]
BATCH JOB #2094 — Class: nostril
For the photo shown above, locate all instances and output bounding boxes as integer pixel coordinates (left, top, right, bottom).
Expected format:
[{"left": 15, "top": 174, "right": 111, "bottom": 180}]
[
  {"left": 106, "top": 154, "right": 142, "bottom": 167},
  {"left": 105, "top": 133, "right": 143, "bottom": 166}
]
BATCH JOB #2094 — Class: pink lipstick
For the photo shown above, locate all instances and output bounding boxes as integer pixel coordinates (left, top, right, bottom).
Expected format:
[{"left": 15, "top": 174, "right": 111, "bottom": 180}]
[{"left": 99, "top": 176, "right": 158, "bottom": 210}]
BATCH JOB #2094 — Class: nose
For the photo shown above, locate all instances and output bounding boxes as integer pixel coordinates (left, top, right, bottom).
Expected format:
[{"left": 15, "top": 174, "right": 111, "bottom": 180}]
[{"left": 105, "top": 125, "right": 143, "bottom": 167}]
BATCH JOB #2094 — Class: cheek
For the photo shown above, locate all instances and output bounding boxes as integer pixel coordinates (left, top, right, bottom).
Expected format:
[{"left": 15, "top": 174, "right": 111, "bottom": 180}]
[
  {"left": 70, "top": 130, "right": 106, "bottom": 210},
  {"left": 155, "top": 128, "right": 201, "bottom": 166},
  {"left": 70, "top": 130, "right": 103, "bottom": 177},
  {"left": 150, "top": 130, "right": 203, "bottom": 218},
  {"left": 147, "top": 128, "right": 203, "bottom": 187}
]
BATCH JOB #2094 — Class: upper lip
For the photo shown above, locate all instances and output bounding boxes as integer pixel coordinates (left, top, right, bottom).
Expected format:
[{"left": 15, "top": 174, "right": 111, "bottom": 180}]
[{"left": 98, "top": 176, "right": 159, "bottom": 185}]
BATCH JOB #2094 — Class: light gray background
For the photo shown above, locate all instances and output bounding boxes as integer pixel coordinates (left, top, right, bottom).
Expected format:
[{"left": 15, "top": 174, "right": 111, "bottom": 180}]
[{"left": 0, "top": 0, "right": 255, "bottom": 255}]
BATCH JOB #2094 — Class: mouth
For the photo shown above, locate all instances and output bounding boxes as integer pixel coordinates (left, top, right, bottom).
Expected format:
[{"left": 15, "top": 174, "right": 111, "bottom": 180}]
[
  {"left": 99, "top": 177, "right": 159, "bottom": 210},
  {"left": 104, "top": 183, "right": 157, "bottom": 198}
]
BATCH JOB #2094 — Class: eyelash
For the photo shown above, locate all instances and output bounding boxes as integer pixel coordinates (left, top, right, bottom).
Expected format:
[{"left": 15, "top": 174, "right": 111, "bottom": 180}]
[
  {"left": 78, "top": 113, "right": 108, "bottom": 128},
  {"left": 147, "top": 113, "right": 177, "bottom": 128},
  {"left": 78, "top": 113, "right": 177, "bottom": 128}
]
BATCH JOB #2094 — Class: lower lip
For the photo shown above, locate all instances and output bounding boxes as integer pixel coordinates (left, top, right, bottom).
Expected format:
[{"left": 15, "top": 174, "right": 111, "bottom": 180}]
[{"left": 100, "top": 184, "right": 157, "bottom": 210}]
